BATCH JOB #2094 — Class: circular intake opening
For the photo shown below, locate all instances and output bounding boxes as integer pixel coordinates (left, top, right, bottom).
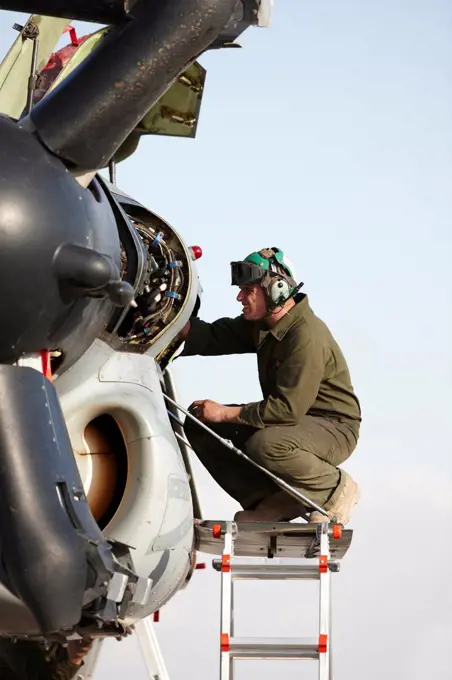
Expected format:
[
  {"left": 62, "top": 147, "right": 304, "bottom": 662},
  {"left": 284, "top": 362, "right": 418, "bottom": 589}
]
[{"left": 82, "top": 415, "right": 128, "bottom": 530}]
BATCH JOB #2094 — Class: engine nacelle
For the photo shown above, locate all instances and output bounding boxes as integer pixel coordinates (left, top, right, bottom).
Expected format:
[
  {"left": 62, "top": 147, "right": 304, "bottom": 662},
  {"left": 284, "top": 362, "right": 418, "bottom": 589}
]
[
  {"left": 0, "top": 181, "right": 202, "bottom": 637},
  {"left": 56, "top": 339, "right": 195, "bottom": 624}
]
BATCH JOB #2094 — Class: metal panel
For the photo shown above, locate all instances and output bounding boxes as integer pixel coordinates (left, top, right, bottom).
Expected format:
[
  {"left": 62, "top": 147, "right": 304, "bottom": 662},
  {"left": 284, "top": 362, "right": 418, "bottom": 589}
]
[
  {"left": 0, "top": 15, "right": 70, "bottom": 119},
  {"left": 196, "top": 520, "right": 353, "bottom": 560}
]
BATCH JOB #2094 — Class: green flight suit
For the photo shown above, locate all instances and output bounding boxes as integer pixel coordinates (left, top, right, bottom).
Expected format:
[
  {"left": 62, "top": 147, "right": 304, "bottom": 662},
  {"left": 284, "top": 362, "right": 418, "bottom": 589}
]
[{"left": 182, "top": 295, "right": 361, "bottom": 513}]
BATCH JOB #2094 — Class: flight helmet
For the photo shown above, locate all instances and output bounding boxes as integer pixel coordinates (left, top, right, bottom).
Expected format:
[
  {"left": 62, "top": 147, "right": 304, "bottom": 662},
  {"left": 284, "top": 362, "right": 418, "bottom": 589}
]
[{"left": 230, "top": 247, "right": 302, "bottom": 309}]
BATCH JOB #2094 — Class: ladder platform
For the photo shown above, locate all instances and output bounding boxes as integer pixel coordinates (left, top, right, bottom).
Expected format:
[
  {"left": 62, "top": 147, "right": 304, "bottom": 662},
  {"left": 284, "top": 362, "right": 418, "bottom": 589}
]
[
  {"left": 195, "top": 520, "right": 353, "bottom": 560},
  {"left": 226, "top": 636, "right": 320, "bottom": 660}
]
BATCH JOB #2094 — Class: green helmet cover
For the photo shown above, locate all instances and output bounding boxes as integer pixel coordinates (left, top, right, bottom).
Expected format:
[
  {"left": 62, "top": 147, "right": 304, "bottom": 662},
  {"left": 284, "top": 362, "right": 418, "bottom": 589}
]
[
  {"left": 230, "top": 247, "right": 296, "bottom": 288},
  {"left": 243, "top": 249, "right": 295, "bottom": 280}
]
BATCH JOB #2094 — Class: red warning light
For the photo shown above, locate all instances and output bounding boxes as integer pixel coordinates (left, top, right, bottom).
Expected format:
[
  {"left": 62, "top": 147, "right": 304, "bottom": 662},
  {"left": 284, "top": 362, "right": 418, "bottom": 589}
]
[{"left": 190, "top": 245, "right": 203, "bottom": 260}]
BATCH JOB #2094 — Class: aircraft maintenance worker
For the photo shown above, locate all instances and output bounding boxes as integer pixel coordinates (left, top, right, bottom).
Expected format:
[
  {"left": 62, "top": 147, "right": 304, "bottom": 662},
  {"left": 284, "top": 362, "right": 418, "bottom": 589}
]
[
  {"left": 178, "top": 247, "right": 361, "bottom": 526},
  {"left": 0, "top": 636, "right": 92, "bottom": 680}
]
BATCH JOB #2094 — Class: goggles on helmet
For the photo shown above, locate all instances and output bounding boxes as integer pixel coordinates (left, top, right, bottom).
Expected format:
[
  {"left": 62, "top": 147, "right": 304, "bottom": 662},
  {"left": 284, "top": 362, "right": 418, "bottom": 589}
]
[{"left": 230, "top": 261, "right": 268, "bottom": 287}]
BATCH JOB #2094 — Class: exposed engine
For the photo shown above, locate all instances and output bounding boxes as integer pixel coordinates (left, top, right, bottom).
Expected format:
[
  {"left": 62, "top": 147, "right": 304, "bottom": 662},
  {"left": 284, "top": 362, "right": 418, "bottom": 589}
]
[
  {"left": 118, "top": 220, "right": 188, "bottom": 345},
  {"left": 99, "top": 185, "right": 201, "bottom": 370}
]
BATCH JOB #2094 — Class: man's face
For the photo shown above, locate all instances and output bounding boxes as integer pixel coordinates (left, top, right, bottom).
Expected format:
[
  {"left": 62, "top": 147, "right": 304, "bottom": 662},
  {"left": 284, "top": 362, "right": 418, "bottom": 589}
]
[{"left": 236, "top": 284, "right": 267, "bottom": 320}]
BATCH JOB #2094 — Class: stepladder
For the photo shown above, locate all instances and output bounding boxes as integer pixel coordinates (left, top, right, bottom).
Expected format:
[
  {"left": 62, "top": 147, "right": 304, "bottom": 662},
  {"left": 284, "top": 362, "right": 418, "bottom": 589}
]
[{"left": 195, "top": 519, "right": 353, "bottom": 680}]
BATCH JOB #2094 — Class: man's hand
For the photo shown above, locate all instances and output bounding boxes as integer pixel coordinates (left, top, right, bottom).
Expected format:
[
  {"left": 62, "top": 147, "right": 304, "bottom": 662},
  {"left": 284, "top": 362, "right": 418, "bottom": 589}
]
[
  {"left": 190, "top": 400, "right": 242, "bottom": 424},
  {"left": 67, "top": 639, "right": 93, "bottom": 665},
  {"left": 177, "top": 320, "right": 191, "bottom": 342}
]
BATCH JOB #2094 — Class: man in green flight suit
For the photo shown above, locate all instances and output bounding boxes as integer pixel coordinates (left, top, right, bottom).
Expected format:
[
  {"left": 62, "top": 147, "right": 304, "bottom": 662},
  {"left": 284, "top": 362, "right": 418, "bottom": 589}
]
[{"left": 179, "top": 247, "right": 361, "bottom": 525}]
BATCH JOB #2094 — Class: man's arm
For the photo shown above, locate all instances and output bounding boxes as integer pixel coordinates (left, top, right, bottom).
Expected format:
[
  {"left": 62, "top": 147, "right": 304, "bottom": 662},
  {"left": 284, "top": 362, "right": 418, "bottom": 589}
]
[
  {"left": 238, "top": 327, "right": 325, "bottom": 428},
  {"left": 0, "top": 639, "right": 91, "bottom": 680},
  {"left": 180, "top": 315, "right": 255, "bottom": 357},
  {"left": 46, "top": 640, "right": 93, "bottom": 680}
]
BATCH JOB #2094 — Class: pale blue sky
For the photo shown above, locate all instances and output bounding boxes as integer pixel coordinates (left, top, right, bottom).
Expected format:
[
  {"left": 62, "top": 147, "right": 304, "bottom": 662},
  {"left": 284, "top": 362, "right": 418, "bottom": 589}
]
[{"left": 1, "top": 1, "right": 452, "bottom": 678}]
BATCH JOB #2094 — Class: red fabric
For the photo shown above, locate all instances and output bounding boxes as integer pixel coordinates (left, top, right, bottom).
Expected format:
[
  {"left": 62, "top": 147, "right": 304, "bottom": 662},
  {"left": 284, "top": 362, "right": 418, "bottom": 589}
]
[{"left": 33, "top": 28, "right": 90, "bottom": 105}]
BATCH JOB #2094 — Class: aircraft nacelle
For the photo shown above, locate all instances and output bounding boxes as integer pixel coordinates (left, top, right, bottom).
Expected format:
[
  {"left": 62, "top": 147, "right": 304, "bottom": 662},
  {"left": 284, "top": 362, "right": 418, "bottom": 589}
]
[
  {"left": 0, "top": 176, "right": 202, "bottom": 637},
  {"left": 0, "top": 0, "right": 273, "bottom": 663},
  {"left": 0, "top": 109, "right": 202, "bottom": 639}
]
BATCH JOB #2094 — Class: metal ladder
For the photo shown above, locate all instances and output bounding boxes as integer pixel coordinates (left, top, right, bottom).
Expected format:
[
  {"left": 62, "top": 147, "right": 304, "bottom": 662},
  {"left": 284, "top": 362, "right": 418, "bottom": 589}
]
[
  {"left": 75, "top": 616, "right": 172, "bottom": 680},
  {"left": 195, "top": 519, "right": 353, "bottom": 680}
]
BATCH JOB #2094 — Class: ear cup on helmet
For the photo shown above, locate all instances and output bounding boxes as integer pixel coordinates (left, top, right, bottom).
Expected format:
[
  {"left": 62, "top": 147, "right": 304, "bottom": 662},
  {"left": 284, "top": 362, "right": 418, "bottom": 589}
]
[{"left": 268, "top": 277, "right": 291, "bottom": 306}]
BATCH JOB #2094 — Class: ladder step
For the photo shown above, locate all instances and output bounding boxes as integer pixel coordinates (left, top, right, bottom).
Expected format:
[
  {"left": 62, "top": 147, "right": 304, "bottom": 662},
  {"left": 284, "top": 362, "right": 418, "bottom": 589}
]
[
  {"left": 227, "top": 637, "right": 320, "bottom": 660},
  {"left": 213, "top": 560, "right": 321, "bottom": 580}
]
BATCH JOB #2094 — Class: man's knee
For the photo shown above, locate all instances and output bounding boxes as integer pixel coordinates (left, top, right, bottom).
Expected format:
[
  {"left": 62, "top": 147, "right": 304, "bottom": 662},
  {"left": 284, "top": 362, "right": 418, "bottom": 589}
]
[
  {"left": 245, "top": 426, "right": 324, "bottom": 479},
  {"left": 245, "top": 428, "right": 284, "bottom": 461}
]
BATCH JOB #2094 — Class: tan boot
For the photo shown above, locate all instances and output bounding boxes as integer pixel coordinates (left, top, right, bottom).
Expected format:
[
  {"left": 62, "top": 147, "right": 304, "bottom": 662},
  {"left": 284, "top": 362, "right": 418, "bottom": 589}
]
[
  {"left": 308, "top": 511, "right": 330, "bottom": 523},
  {"left": 309, "top": 471, "right": 360, "bottom": 526},
  {"left": 234, "top": 491, "right": 305, "bottom": 522}
]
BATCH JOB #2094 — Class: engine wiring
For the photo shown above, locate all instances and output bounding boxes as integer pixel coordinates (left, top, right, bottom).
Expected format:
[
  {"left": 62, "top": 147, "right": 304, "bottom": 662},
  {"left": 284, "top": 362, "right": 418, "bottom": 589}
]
[{"left": 118, "top": 219, "right": 187, "bottom": 345}]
